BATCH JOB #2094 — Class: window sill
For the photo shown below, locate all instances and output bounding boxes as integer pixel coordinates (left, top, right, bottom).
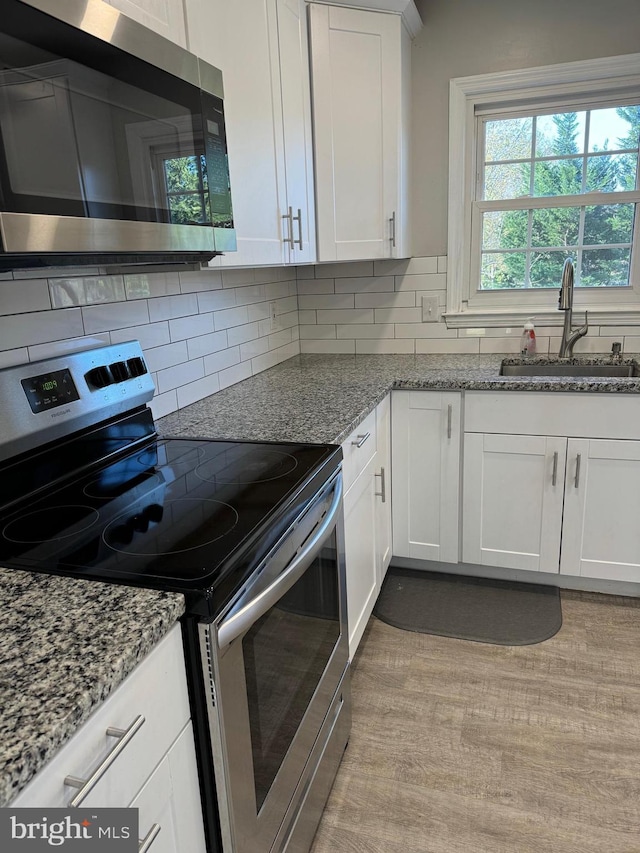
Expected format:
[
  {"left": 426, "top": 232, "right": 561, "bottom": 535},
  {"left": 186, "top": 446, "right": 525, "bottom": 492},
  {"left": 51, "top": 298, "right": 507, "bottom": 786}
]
[{"left": 444, "top": 306, "right": 640, "bottom": 329}]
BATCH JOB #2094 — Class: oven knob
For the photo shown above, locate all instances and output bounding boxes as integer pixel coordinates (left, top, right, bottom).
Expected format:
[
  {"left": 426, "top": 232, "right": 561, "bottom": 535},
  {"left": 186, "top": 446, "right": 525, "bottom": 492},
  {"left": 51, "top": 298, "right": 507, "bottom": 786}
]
[
  {"left": 127, "top": 356, "right": 148, "bottom": 377},
  {"left": 109, "top": 361, "right": 131, "bottom": 382},
  {"left": 131, "top": 513, "right": 149, "bottom": 533},
  {"left": 145, "top": 504, "right": 164, "bottom": 523},
  {"left": 85, "top": 366, "right": 112, "bottom": 389}
]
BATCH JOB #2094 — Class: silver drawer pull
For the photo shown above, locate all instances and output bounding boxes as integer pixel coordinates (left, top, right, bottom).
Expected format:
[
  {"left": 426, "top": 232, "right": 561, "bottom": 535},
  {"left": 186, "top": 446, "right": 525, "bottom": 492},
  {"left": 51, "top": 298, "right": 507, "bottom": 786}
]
[
  {"left": 375, "top": 468, "right": 386, "bottom": 503},
  {"left": 139, "top": 824, "right": 161, "bottom": 853},
  {"left": 64, "top": 715, "right": 145, "bottom": 807},
  {"left": 292, "top": 208, "right": 303, "bottom": 249},
  {"left": 447, "top": 404, "right": 453, "bottom": 440},
  {"left": 552, "top": 451, "right": 558, "bottom": 486},
  {"left": 351, "top": 432, "right": 370, "bottom": 448},
  {"left": 281, "top": 206, "right": 293, "bottom": 245},
  {"left": 574, "top": 453, "right": 581, "bottom": 489}
]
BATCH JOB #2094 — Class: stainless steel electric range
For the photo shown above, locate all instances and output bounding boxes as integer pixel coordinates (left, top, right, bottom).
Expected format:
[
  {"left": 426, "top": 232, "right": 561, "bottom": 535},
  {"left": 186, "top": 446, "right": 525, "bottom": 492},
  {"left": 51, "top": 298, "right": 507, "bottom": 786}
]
[{"left": 0, "top": 341, "right": 351, "bottom": 853}]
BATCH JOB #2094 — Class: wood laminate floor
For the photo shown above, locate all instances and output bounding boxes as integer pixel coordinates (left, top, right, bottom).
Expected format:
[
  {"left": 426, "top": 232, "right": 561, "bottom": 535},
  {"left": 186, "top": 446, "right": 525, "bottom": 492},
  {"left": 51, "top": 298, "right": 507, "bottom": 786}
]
[{"left": 311, "top": 590, "right": 640, "bottom": 853}]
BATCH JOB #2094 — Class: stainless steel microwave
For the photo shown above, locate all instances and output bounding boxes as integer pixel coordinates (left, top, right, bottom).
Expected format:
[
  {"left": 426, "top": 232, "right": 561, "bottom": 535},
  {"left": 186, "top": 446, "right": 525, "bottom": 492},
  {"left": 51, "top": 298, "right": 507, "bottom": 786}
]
[{"left": 0, "top": 0, "right": 236, "bottom": 271}]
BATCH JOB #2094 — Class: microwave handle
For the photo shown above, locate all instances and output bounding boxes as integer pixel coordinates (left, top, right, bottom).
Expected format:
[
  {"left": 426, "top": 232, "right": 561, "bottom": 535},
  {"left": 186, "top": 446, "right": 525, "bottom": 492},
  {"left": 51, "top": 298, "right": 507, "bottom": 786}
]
[{"left": 217, "top": 475, "right": 343, "bottom": 650}]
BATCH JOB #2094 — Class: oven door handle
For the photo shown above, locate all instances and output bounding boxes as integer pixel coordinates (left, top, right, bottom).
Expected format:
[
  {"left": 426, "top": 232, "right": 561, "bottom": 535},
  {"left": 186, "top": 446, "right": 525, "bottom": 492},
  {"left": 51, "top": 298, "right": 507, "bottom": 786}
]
[{"left": 217, "top": 475, "right": 343, "bottom": 650}]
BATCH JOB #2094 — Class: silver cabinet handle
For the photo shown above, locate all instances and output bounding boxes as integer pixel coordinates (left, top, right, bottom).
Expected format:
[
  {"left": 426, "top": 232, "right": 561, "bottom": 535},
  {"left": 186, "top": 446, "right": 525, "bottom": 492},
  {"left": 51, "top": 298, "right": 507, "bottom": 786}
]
[
  {"left": 552, "top": 451, "right": 558, "bottom": 486},
  {"left": 390, "top": 211, "right": 396, "bottom": 248},
  {"left": 351, "top": 432, "right": 370, "bottom": 448},
  {"left": 447, "top": 404, "right": 452, "bottom": 440},
  {"left": 292, "top": 208, "right": 303, "bottom": 249},
  {"left": 218, "top": 475, "right": 343, "bottom": 649},
  {"left": 64, "top": 715, "right": 145, "bottom": 807},
  {"left": 282, "top": 206, "right": 293, "bottom": 245},
  {"left": 139, "top": 824, "right": 161, "bottom": 853},
  {"left": 574, "top": 453, "right": 581, "bottom": 488},
  {"left": 375, "top": 467, "right": 386, "bottom": 503}
]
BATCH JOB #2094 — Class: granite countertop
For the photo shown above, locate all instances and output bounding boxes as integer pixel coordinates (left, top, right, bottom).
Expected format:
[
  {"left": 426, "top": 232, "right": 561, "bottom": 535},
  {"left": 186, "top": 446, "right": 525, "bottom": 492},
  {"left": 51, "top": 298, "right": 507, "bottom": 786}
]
[
  {"left": 158, "top": 352, "right": 640, "bottom": 445},
  {"left": 0, "top": 569, "right": 184, "bottom": 807}
]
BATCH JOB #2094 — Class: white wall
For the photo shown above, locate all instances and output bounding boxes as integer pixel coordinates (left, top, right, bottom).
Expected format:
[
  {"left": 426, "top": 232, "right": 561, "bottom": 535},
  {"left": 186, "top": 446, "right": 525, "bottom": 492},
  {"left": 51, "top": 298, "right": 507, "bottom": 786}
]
[
  {"left": 0, "top": 265, "right": 299, "bottom": 418},
  {"left": 412, "top": 0, "right": 640, "bottom": 256}
]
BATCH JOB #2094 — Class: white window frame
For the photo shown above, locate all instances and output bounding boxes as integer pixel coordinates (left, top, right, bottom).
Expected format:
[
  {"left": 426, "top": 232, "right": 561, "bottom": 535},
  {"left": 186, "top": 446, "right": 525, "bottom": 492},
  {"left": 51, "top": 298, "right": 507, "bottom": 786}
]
[{"left": 446, "top": 53, "right": 640, "bottom": 329}]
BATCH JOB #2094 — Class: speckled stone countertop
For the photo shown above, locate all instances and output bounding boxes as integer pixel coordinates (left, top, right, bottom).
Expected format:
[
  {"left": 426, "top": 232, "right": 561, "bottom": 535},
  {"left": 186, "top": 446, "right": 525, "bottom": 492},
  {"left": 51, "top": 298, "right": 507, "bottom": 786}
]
[
  {"left": 158, "top": 353, "right": 640, "bottom": 445},
  {"left": 0, "top": 569, "right": 184, "bottom": 806}
]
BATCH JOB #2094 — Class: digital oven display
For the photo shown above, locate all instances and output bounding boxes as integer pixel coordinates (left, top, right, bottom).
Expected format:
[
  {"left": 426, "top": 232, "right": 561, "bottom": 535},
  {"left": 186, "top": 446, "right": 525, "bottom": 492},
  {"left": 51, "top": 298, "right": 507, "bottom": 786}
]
[{"left": 21, "top": 369, "right": 80, "bottom": 413}]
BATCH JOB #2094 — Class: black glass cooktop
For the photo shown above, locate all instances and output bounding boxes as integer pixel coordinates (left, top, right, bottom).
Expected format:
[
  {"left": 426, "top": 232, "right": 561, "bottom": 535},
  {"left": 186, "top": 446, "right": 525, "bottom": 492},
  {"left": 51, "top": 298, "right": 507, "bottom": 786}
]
[{"left": 0, "top": 435, "right": 340, "bottom": 608}]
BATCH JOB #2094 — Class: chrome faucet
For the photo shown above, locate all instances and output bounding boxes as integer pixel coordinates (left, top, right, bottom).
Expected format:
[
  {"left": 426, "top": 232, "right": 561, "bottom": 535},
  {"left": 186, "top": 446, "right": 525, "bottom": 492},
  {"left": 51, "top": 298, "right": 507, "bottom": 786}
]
[{"left": 558, "top": 259, "right": 588, "bottom": 358}]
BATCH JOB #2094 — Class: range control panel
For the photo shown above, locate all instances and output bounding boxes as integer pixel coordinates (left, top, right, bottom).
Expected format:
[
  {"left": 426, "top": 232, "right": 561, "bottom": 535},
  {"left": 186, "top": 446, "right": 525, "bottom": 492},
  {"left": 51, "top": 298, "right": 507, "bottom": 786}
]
[{"left": 0, "top": 341, "right": 155, "bottom": 463}]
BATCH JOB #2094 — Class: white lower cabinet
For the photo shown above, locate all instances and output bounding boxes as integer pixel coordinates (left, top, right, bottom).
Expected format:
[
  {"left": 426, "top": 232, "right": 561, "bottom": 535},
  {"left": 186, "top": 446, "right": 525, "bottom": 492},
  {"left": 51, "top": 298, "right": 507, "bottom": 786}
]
[
  {"left": 342, "top": 396, "right": 391, "bottom": 658},
  {"left": 462, "top": 432, "right": 566, "bottom": 573},
  {"left": 391, "top": 390, "right": 461, "bottom": 563},
  {"left": 11, "top": 625, "right": 206, "bottom": 853},
  {"left": 560, "top": 438, "right": 640, "bottom": 582}
]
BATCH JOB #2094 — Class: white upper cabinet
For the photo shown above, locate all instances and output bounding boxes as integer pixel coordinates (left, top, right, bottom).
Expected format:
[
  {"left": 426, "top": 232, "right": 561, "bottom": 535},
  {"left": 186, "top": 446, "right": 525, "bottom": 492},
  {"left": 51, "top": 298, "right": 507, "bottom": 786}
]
[
  {"left": 185, "top": 0, "right": 315, "bottom": 267},
  {"left": 105, "top": 0, "right": 187, "bottom": 46},
  {"left": 308, "top": 3, "right": 411, "bottom": 261}
]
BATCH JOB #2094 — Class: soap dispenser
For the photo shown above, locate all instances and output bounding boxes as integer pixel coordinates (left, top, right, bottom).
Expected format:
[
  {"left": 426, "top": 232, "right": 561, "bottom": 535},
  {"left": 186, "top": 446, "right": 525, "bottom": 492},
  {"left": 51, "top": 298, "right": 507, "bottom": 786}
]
[{"left": 520, "top": 320, "right": 536, "bottom": 356}]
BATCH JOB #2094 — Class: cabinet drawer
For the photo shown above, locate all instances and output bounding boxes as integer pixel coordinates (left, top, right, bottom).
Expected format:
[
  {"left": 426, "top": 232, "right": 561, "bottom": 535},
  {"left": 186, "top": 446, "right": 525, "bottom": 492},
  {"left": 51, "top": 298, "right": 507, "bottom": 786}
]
[
  {"left": 13, "top": 624, "right": 190, "bottom": 808},
  {"left": 465, "top": 391, "right": 640, "bottom": 440},
  {"left": 341, "top": 408, "right": 377, "bottom": 493}
]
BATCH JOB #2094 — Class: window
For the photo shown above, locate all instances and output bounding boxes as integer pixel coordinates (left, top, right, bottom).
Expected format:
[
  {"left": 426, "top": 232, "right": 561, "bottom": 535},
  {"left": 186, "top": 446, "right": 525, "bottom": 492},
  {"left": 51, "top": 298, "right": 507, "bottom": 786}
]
[{"left": 447, "top": 55, "right": 640, "bottom": 327}]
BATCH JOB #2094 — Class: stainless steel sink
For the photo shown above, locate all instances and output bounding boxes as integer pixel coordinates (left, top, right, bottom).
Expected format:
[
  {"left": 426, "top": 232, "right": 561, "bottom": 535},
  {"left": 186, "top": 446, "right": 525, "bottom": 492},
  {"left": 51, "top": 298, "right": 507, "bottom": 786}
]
[{"left": 500, "top": 361, "right": 639, "bottom": 378}]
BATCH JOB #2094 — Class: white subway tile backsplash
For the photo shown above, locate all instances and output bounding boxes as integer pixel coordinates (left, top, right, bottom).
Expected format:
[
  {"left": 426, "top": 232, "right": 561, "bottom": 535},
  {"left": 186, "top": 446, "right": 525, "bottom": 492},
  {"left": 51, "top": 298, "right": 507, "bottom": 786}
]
[
  {"left": 479, "top": 336, "right": 551, "bottom": 354},
  {"left": 334, "top": 276, "right": 394, "bottom": 294},
  {"left": 177, "top": 373, "right": 220, "bottom": 409},
  {"left": 274, "top": 295, "right": 298, "bottom": 315},
  {"left": 251, "top": 341, "right": 299, "bottom": 374},
  {"left": 355, "top": 339, "right": 415, "bottom": 354},
  {"left": 170, "top": 312, "right": 214, "bottom": 342},
  {"left": 187, "top": 330, "right": 228, "bottom": 360},
  {"left": 0, "top": 278, "right": 50, "bottom": 314},
  {"left": 149, "top": 389, "right": 178, "bottom": 420},
  {"left": 315, "top": 261, "right": 374, "bottom": 278},
  {"left": 247, "top": 302, "right": 271, "bottom": 323},
  {"left": 125, "top": 272, "right": 180, "bottom": 299},
  {"left": 416, "top": 338, "right": 480, "bottom": 354},
  {"left": 0, "top": 308, "right": 84, "bottom": 349},
  {"left": 265, "top": 280, "right": 295, "bottom": 300},
  {"left": 156, "top": 358, "right": 205, "bottom": 394},
  {"left": 296, "top": 278, "right": 335, "bottom": 296},
  {"left": 278, "top": 311, "right": 299, "bottom": 330},
  {"left": 298, "top": 293, "right": 354, "bottom": 310},
  {"left": 204, "top": 346, "right": 241, "bottom": 375},
  {"left": 374, "top": 308, "right": 422, "bottom": 324},
  {"left": 148, "top": 293, "right": 198, "bottom": 322},
  {"left": 316, "top": 309, "right": 374, "bottom": 325},
  {"left": 571, "top": 336, "right": 621, "bottom": 354},
  {"left": 235, "top": 285, "right": 267, "bottom": 306},
  {"left": 437, "top": 256, "right": 447, "bottom": 273},
  {"left": 374, "top": 257, "right": 438, "bottom": 276},
  {"left": 144, "top": 341, "right": 189, "bottom": 373},
  {"left": 83, "top": 300, "right": 149, "bottom": 333},
  {"left": 28, "top": 334, "right": 111, "bottom": 361},
  {"left": 355, "top": 291, "right": 416, "bottom": 309},
  {"left": 298, "top": 310, "right": 317, "bottom": 325},
  {"left": 196, "top": 289, "right": 236, "bottom": 313},
  {"left": 50, "top": 276, "right": 126, "bottom": 308},
  {"left": 394, "top": 323, "right": 457, "bottom": 339},
  {"left": 110, "top": 321, "right": 170, "bottom": 349},
  {"left": 395, "top": 273, "right": 447, "bottom": 292},
  {"left": 219, "top": 361, "right": 253, "bottom": 390},
  {"left": 300, "top": 339, "right": 355, "bottom": 354},
  {"left": 214, "top": 305, "right": 249, "bottom": 331},
  {"left": 268, "top": 329, "right": 294, "bottom": 349},
  {"left": 179, "top": 269, "right": 223, "bottom": 293},
  {"left": 240, "top": 337, "right": 269, "bottom": 361},
  {"left": 299, "top": 324, "right": 336, "bottom": 340},
  {"left": 0, "top": 347, "right": 28, "bottom": 368},
  {"left": 227, "top": 322, "right": 261, "bottom": 346},
  {"left": 336, "top": 324, "right": 394, "bottom": 339}
]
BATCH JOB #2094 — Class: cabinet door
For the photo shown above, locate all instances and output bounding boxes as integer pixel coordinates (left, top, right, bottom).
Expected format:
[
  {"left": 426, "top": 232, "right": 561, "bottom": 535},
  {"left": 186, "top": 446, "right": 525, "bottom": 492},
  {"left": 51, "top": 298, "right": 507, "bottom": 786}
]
[
  {"left": 186, "top": 0, "right": 285, "bottom": 267},
  {"left": 309, "top": 3, "right": 401, "bottom": 261},
  {"left": 106, "top": 0, "right": 186, "bottom": 46},
  {"left": 392, "top": 391, "right": 461, "bottom": 563},
  {"left": 375, "top": 394, "right": 392, "bottom": 582},
  {"left": 343, "top": 454, "right": 378, "bottom": 658},
  {"left": 462, "top": 433, "right": 566, "bottom": 573},
  {"left": 275, "top": 0, "right": 317, "bottom": 264},
  {"left": 560, "top": 439, "right": 640, "bottom": 582},
  {"left": 130, "top": 723, "right": 206, "bottom": 853}
]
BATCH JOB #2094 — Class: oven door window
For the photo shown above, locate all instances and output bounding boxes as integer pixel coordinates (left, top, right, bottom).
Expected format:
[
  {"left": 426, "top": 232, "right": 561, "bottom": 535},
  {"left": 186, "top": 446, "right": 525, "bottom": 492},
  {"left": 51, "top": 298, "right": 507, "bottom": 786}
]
[{"left": 242, "top": 534, "right": 340, "bottom": 813}]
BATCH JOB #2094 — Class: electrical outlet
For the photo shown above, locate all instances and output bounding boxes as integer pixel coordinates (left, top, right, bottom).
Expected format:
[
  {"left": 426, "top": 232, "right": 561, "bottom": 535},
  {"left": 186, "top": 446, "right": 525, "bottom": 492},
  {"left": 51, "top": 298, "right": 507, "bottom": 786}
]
[
  {"left": 269, "top": 301, "right": 280, "bottom": 332},
  {"left": 421, "top": 294, "right": 439, "bottom": 323}
]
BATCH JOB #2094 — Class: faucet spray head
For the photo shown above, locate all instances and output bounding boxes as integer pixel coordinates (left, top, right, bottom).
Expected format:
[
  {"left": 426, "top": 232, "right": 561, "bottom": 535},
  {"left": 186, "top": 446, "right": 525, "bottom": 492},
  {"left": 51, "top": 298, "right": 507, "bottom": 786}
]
[{"left": 559, "top": 259, "right": 574, "bottom": 310}]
